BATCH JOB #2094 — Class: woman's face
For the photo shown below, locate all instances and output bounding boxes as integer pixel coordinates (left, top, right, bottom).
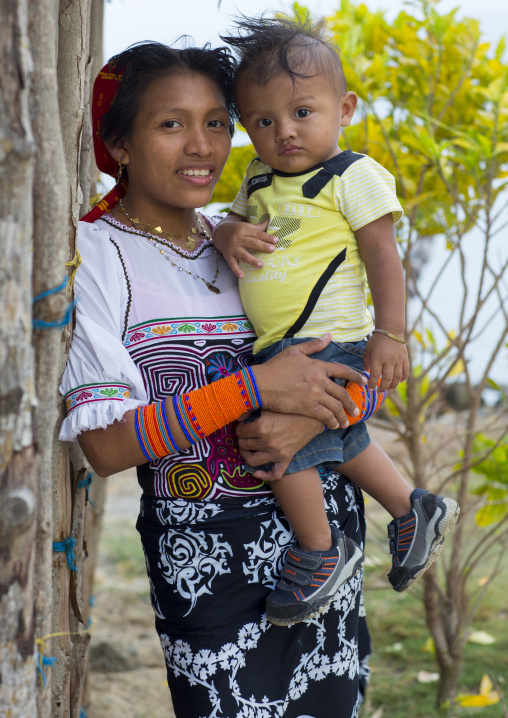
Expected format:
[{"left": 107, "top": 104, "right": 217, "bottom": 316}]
[{"left": 115, "top": 72, "right": 232, "bottom": 213}]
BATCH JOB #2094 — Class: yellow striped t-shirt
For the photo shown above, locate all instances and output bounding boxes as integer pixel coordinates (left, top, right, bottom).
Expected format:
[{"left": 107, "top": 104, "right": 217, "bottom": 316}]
[{"left": 230, "top": 151, "right": 403, "bottom": 354}]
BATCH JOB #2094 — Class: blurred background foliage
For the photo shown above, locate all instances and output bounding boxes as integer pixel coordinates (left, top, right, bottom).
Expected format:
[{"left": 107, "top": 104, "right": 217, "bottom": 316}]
[{"left": 214, "top": 0, "right": 508, "bottom": 244}]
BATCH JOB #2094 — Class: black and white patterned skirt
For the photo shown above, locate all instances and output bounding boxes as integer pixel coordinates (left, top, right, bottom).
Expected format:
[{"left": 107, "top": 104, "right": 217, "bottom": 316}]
[{"left": 136, "top": 469, "right": 371, "bottom": 718}]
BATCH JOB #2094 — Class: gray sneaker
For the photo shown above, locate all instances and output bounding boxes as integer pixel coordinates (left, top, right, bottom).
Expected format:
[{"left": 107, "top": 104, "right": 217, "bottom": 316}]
[
  {"left": 266, "top": 525, "right": 365, "bottom": 626},
  {"left": 387, "top": 489, "right": 460, "bottom": 592}
]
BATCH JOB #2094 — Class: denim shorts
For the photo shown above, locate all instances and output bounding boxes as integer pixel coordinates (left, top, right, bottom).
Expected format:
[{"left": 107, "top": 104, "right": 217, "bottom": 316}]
[{"left": 246, "top": 337, "right": 371, "bottom": 476}]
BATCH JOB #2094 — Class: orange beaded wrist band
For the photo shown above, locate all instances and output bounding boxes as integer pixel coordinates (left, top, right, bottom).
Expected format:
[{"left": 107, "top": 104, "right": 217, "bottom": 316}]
[{"left": 174, "top": 367, "right": 261, "bottom": 443}]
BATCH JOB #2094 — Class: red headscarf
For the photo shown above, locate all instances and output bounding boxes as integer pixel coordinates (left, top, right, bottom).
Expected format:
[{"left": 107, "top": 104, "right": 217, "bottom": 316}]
[{"left": 81, "top": 63, "right": 128, "bottom": 223}]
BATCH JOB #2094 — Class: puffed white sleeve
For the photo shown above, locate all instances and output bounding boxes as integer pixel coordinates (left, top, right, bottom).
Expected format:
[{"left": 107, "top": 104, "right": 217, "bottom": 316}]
[{"left": 59, "top": 221, "right": 147, "bottom": 441}]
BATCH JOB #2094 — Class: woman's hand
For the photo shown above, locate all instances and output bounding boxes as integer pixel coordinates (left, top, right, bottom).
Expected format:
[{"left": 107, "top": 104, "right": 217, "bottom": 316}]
[
  {"left": 236, "top": 411, "right": 324, "bottom": 481},
  {"left": 252, "top": 335, "right": 367, "bottom": 429}
]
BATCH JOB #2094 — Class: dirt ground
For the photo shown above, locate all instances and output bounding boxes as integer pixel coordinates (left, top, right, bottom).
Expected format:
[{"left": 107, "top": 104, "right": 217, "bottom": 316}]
[{"left": 86, "top": 468, "right": 175, "bottom": 718}]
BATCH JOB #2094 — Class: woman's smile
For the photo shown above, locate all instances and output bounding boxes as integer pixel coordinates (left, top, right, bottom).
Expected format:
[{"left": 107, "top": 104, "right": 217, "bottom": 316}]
[{"left": 177, "top": 165, "right": 214, "bottom": 184}]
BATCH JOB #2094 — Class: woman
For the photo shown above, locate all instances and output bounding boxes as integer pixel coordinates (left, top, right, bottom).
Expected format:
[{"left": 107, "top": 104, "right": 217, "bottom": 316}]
[{"left": 59, "top": 42, "right": 371, "bottom": 718}]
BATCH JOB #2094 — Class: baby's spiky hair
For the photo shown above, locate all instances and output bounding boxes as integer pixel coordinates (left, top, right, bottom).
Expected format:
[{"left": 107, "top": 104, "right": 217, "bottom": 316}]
[{"left": 221, "top": 15, "right": 346, "bottom": 93}]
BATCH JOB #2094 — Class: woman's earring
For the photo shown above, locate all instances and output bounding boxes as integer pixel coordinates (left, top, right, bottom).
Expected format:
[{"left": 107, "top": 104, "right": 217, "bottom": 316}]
[{"left": 116, "top": 162, "right": 125, "bottom": 183}]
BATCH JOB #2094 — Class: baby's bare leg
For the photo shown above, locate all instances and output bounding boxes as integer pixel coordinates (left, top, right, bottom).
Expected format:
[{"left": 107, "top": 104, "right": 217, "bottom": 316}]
[
  {"left": 270, "top": 468, "right": 332, "bottom": 552},
  {"left": 341, "top": 441, "right": 412, "bottom": 518}
]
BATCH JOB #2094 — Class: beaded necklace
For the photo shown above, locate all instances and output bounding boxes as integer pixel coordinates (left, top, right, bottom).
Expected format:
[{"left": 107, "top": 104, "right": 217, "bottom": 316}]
[{"left": 119, "top": 199, "right": 204, "bottom": 251}]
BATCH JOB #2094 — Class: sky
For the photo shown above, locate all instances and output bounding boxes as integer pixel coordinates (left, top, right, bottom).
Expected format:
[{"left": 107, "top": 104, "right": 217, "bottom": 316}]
[
  {"left": 104, "top": 0, "right": 506, "bottom": 59},
  {"left": 103, "top": 0, "right": 508, "bottom": 384}
]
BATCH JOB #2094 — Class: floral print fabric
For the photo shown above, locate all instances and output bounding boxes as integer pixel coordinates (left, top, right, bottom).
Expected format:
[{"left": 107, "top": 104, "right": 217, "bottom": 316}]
[{"left": 137, "top": 470, "right": 371, "bottom": 718}]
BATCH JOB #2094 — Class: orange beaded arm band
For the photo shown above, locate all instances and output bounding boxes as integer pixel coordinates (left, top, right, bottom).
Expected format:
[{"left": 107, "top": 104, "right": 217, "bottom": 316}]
[
  {"left": 135, "top": 368, "right": 261, "bottom": 462},
  {"left": 174, "top": 367, "right": 261, "bottom": 444}
]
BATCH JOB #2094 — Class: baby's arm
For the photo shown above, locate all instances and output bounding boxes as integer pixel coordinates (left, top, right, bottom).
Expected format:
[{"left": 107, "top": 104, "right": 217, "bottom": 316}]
[
  {"left": 356, "top": 212, "right": 410, "bottom": 392},
  {"left": 213, "top": 213, "right": 277, "bottom": 278}
]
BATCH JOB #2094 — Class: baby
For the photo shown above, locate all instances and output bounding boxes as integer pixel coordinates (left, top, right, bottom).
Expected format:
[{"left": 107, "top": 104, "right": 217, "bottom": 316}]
[{"left": 214, "top": 16, "right": 459, "bottom": 626}]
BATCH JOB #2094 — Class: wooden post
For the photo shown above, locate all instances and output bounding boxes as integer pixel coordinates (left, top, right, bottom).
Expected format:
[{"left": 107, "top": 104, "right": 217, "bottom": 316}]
[
  {"left": 0, "top": 1, "right": 37, "bottom": 715},
  {"left": 2, "top": 1, "right": 106, "bottom": 713},
  {"left": 28, "top": 0, "right": 73, "bottom": 711}
]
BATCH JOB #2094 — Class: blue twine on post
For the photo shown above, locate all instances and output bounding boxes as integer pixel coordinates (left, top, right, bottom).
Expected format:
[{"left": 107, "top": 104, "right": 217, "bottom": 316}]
[
  {"left": 77, "top": 472, "right": 96, "bottom": 510},
  {"left": 86, "top": 592, "right": 96, "bottom": 628},
  {"left": 33, "top": 278, "right": 77, "bottom": 330},
  {"left": 37, "top": 653, "right": 58, "bottom": 688},
  {"left": 79, "top": 709, "right": 87, "bottom": 718},
  {"left": 77, "top": 473, "right": 93, "bottom": 490},
  {"left": 53, "top": 535, "right": 77, "bottom": 572},
  {"left": 33, "top": 278, "right": 68, "bottom": 302}
]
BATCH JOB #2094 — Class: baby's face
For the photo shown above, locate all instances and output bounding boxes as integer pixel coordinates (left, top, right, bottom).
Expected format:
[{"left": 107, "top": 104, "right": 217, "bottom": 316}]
[{"left": 236, "top": 70, "right": 357, "bottom": 173}]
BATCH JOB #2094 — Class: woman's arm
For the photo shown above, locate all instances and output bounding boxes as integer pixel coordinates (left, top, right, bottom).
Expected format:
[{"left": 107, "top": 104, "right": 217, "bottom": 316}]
[{"left": 78, "top": 336, "right": 366, "bottom": 477}]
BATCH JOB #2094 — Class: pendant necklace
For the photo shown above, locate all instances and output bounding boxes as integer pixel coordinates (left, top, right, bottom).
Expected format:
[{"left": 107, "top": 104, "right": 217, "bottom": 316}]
[{"left": 118, "top": 199, "right": 221, "bottom": 294}]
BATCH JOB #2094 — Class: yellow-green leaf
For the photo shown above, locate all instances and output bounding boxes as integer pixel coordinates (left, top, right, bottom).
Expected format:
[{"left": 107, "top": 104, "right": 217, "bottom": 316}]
[
  {"left": 448, "top": 359, "right": 465, "bottom": 377},
  {"left": 456, "top": 674, "right": 500, "bottom": 707},
  {"left": 456, "top": 693, "right": 500, "bottom": 707},
  {"left": 422, "top": 636, "right": 436, "bottom": 655},
  {"left": 475, "top": 504, "right": 508, "bottom": 527}
]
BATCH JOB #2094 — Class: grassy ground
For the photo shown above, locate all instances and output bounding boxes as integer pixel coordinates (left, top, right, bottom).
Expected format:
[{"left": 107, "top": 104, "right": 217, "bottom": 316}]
[{"left": 361, "top": 498, "right": 508, "bottom": 718}]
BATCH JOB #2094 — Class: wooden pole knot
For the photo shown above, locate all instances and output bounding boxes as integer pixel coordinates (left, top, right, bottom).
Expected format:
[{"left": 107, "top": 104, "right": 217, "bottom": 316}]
[{"left": 0, "top": 486, "right": 36, "bottom": 544}]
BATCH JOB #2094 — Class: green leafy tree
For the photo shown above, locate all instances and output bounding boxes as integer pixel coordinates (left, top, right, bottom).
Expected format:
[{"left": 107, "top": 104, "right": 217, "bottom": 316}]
[{"left": 213, "top": 0, "right": 508, "bottom": 709}]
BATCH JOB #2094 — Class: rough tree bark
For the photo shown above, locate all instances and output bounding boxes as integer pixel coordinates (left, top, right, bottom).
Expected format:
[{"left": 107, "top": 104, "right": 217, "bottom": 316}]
[
  {"left": 1, "top": 0, "right": 104, "bottom": 715},
  {"left": 79, "top": 0, "right": 105, "bottom": 615},
  {"left": 77, "top": 9, "right": 107, "bottom": 713},
  {"left": 28, "top": 0, "right": 72, "bottom": 714},
  {"left": 85, "top": 0, "right": 104, "bottom": 206},
  {"left": 50, "top": 1, "right": 95, "bottom": 716},
  {"left": 0, "top": 1, "right": 38, "bottom": 715}
]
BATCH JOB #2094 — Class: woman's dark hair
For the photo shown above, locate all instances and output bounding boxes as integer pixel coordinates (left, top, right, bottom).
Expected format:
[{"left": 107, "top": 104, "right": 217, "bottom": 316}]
[
  {"left": 221, "top": 16, "right": 346, "bottom": 93},
  {"left": 100, "top": 41, "right": 239, "bottom": 147}
]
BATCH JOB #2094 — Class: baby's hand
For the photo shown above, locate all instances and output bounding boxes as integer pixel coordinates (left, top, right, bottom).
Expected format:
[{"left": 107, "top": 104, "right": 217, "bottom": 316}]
[
  {"left": 213, "top": 217, "right": 277, "bottom": 278},
  {"left": 363, "top": 332, "right": 409, "bottom": 392}
]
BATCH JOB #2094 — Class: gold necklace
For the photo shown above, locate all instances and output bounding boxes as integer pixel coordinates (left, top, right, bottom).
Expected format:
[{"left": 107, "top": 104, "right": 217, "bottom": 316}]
[
  {"left": 119, "top": 199, "right": 205, "bottom": 250},
  {"left": 115, "top": 202, "right": 221, "bottom": 294}
]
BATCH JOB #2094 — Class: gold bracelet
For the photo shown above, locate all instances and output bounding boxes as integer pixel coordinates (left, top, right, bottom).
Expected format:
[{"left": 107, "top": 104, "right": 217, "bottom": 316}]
[{"left": 372, "top": 328, "right": 407, "bottom": 345}]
